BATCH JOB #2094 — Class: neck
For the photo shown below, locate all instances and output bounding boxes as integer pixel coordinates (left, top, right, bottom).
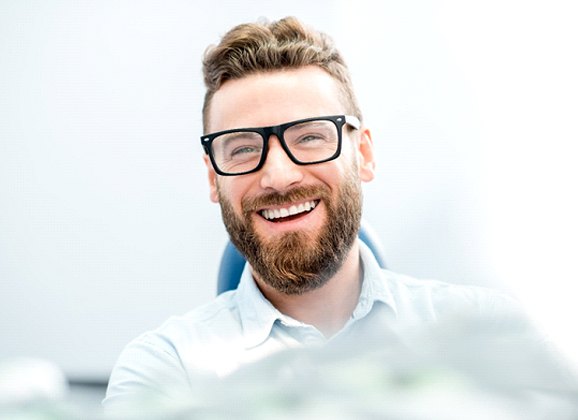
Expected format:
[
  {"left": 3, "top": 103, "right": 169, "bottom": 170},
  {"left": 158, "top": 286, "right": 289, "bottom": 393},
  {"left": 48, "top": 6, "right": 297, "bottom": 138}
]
[{"left": 254, "top": 240, "right": 363, "bottom": 338}]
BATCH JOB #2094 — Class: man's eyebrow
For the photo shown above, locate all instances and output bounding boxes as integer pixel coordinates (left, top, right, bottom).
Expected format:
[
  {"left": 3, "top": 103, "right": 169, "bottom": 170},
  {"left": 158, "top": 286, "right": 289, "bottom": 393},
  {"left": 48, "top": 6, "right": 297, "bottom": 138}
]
[
  {"left": 217, "top": 131, "right": 263, "bottom": 143},
  {"left": 219, "top": 130, "right": 261, "bottom": 138},
  {"left": 291, "top": 121, "right": 331, "bottom": 128}
]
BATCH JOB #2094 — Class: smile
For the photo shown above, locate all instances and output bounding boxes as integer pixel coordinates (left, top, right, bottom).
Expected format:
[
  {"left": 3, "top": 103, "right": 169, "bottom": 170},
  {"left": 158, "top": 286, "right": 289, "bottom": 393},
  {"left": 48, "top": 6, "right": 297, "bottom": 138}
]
[{"left": 259, "top": 200, "right": 319, "bottom": 221}]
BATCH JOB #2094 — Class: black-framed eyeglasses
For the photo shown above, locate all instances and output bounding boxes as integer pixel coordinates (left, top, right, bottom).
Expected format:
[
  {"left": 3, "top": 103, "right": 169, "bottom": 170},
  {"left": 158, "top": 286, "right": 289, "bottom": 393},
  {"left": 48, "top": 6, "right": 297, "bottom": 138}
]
[{"left": 200, "top": 115, "right": 360, "bottom": 176}]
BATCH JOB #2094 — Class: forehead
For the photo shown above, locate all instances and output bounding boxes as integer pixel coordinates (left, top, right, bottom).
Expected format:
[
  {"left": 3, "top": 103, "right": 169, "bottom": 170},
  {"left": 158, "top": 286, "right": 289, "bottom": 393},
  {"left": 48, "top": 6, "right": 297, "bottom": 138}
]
[{"left": 207, "top": 66, "right": 346, "bottom": 133}]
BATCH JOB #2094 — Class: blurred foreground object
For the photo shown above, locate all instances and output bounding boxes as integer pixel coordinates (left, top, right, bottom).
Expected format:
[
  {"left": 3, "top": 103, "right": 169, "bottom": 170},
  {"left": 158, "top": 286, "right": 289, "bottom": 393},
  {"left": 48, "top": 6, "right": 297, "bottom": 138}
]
[
  {"left": 2, "top": 315, "right": 577, "bottom": 419},
  {"left": 105, "top": 313, "right": 578, "bottom": 420},
  {"left": 0, "top": 357, "right": 78, "bottom": 419},
  {"left": 0, "top": 358, "right": 68, "bottom": 405}
]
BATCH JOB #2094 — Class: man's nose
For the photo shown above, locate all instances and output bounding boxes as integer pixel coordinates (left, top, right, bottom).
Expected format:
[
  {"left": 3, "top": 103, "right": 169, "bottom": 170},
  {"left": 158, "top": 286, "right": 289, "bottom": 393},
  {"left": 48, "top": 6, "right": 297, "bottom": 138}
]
[{"left": 259, "top": 136, "right": 304, "bottom": 191}]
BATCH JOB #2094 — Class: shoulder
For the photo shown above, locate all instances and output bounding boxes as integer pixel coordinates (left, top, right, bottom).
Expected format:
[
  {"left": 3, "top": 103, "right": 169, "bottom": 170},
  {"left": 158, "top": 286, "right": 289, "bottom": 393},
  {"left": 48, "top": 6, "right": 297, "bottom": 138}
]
[
  {"left": 129, "top": 290, "right": 243, "bottom": 354},
  {"left": 104, "top": 291, "right": 243, "bottom": 410},
  {"left": 382, "top": 269, "right": 524, "bottom": 323}
]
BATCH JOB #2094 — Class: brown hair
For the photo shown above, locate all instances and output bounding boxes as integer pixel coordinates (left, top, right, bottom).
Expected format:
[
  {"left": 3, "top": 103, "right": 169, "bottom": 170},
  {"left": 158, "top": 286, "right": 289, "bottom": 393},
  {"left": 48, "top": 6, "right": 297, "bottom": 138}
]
[{"left": 201, "top": 16, "right": 361, "bottom": 132}]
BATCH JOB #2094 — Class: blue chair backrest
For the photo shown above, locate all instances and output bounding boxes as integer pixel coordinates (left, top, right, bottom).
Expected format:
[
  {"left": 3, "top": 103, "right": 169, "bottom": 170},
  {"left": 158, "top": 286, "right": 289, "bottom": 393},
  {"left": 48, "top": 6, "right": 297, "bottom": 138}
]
[{"left": 217, "top": 220, "right": 386, "bottom": 294}]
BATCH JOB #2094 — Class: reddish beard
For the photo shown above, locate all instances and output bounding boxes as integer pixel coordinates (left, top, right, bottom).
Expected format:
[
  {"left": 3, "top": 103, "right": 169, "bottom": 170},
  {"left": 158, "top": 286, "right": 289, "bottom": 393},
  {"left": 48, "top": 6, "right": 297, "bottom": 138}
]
[{"left": 217, "top": 167, "right": 362, "bottom": 295}]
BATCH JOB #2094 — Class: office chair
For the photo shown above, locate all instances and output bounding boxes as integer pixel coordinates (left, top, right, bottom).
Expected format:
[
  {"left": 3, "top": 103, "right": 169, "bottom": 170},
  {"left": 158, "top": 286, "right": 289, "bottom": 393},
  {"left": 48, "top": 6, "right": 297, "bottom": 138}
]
[{"left": 217, "top": 220, "right": 387, "bottom": 294}]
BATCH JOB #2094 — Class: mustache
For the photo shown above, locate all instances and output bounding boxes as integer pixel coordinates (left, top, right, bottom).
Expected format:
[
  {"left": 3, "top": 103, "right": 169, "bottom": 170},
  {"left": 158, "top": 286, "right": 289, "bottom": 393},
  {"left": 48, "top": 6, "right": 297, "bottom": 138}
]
[{"left": 241, "top": 185, "right": 329, "bottom": 214}]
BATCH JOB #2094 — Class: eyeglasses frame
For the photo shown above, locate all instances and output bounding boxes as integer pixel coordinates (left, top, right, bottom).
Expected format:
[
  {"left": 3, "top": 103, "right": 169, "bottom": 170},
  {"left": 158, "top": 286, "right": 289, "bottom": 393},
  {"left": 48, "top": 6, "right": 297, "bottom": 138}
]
[{"left": 200, "top": 114, "right": 361, "bottom": 176}]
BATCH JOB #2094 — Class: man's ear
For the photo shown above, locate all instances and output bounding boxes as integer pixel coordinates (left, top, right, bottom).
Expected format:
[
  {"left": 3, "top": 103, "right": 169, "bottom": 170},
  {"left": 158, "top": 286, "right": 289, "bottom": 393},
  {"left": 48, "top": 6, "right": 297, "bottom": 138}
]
[
  {"left": 203, "top": 155, "right": 219, "bottom": 203},
  {"left": 357, "top": 127, "right": 376, "bottom": 182}
]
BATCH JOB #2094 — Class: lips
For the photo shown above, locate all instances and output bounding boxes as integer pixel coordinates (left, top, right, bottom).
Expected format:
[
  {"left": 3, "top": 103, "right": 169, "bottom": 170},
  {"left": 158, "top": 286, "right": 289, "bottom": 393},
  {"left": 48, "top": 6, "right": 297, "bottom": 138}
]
[{"left": 259, "top": 200, "right": 319, "bottom": 221}]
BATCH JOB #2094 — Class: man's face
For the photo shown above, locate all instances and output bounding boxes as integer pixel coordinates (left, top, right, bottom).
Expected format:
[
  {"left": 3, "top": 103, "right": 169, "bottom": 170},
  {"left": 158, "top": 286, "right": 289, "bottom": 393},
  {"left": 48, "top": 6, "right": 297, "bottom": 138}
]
[{"left": 204, "top": 66, "right": 375, "bottom": 294}]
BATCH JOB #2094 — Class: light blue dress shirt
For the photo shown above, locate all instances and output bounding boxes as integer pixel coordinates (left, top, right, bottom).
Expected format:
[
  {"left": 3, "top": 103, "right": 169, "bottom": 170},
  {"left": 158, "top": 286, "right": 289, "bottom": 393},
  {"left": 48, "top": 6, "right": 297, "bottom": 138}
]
[{"left": 103, "top": 242, "right": 521, "bottom": 412}]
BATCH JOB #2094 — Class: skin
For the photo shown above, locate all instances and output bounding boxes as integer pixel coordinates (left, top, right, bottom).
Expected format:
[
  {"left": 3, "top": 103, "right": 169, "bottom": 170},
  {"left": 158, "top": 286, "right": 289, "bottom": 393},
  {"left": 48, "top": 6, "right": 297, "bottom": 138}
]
[{"left": 204, "top": 66, "right": 376, "bottom": 337}]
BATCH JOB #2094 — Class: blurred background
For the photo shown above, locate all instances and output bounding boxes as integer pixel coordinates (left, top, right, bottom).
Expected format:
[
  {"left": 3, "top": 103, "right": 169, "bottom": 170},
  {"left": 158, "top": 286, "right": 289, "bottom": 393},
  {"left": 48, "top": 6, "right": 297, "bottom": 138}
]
[{"left": 1, "top": 0, "right": 577, "bottom": 406}]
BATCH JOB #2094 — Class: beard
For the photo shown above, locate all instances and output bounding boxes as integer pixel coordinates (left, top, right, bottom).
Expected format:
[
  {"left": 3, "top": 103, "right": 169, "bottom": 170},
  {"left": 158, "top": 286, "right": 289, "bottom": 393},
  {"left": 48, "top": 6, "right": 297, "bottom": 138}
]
[{"left": 217, "top": 163, "right": 363, "bottom": 295}]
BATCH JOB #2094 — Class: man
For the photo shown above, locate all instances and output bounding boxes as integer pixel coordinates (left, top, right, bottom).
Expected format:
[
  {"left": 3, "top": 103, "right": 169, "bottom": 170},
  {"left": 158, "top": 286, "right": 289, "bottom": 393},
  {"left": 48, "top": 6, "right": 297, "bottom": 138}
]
[{"left": 103, "top": 17, "right": 573, "bottom": 415}]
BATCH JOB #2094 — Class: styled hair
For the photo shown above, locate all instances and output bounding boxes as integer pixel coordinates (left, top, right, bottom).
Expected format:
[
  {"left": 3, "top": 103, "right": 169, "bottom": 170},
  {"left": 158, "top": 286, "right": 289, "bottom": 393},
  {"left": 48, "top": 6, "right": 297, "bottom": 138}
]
[{"left": 201, "top": 16, "right": 362, "bottom": 132}]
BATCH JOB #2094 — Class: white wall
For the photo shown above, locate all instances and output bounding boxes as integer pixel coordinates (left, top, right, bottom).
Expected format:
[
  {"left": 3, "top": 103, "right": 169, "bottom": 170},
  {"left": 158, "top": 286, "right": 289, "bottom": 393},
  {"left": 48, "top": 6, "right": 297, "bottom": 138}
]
[{"left": 1, "top": 0, "right": 577, "bottom": 379}]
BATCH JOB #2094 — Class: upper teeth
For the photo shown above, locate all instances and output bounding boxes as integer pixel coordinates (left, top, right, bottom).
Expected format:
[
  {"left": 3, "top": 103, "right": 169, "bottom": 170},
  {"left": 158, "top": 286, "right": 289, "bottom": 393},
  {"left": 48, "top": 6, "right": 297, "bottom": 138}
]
[{"left": 261, "top": 200, "right": 317, "bottom": 220}]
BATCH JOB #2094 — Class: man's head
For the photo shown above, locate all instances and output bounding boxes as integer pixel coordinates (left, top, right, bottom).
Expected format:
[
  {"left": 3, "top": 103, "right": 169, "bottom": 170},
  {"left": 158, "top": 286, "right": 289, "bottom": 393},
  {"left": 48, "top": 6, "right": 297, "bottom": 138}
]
[{"left": 201, "top": 17, "right": 375, "bottom": 295}]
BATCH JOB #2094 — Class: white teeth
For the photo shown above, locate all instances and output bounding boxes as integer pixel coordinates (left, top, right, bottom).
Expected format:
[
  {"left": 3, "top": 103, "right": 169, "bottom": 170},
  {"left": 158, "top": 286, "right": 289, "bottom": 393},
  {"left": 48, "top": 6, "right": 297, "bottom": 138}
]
[{"left": 261, "top": 200, "right": 317, "bottom": 220}]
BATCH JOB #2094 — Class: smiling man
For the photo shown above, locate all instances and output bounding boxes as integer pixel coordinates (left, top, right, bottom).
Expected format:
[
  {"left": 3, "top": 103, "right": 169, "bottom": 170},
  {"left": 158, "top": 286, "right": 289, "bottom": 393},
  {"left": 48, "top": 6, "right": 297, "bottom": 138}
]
[
  {"left": 103, "top": 17, "right": 547, "bottom": 412},
  {"left": 204, "top": 66, "right": 373, "bottom": 336}
]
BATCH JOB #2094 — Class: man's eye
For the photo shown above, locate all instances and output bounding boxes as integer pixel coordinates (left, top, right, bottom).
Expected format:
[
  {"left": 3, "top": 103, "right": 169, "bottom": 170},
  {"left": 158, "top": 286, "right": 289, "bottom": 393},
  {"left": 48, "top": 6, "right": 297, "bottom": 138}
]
[
  {"left": 230, "top": 146, "right": 260, "bottom": 157},
  {"left": 299, "top": 134, "right": 323, "bottom": 142},
  {"left": 294, "top": 133, "right": 329, "bottom": 146}
]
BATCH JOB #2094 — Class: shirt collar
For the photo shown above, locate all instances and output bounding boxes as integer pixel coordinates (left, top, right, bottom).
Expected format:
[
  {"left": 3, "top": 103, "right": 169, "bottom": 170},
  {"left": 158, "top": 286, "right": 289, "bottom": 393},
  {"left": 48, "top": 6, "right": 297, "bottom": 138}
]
[
  {"left": 236, "top": 263, "right": 284, "bottom": 349},
  {"left": 353, "top": 241, "right": 398, "bottom": 320},
  {"left": 235, "top": 239, "right": 398, "bottom": 348}
]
